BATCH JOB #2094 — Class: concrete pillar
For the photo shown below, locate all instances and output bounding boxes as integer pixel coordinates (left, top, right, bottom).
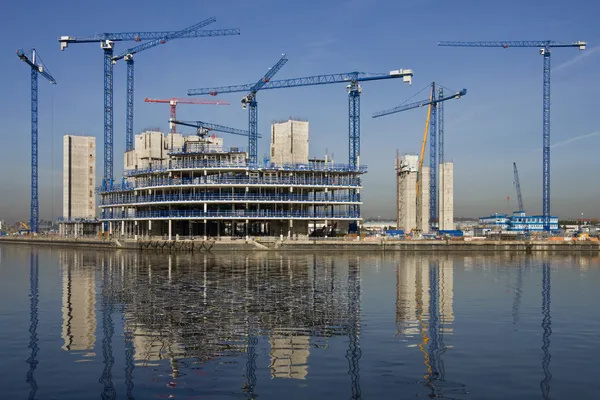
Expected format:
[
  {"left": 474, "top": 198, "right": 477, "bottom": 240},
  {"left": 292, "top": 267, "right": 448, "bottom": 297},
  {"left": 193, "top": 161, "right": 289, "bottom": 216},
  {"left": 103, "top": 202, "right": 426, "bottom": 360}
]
[
  {"left": 168, "top": 220, "right": 172, "bottom": 241},
  {"left": 109, "top": 222, "right": 113, "bottom": 235}
]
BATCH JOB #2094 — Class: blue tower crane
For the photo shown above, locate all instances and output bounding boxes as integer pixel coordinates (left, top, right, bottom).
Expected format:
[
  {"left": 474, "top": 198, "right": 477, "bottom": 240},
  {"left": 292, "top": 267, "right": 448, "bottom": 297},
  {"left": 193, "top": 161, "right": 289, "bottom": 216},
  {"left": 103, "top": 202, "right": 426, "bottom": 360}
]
[
  {"left": 189, "top": 67, "right": 414, "bottom": 170},
  {"left": 58, "top": 20, "right": 240, "bottom": 190},
  {"left": 17, "top": 49, "right": 57, "bottom": 234},
  {"left": 373, "top": 84, "right": 466, "bottom": 229},
  {"left": 187, "top": 54, "right": 288, "bottom": 167},
  {"left": 513, "top": 162, "right": 524, "bottom": 212},
  {"left": 111, "top": 18, "right": 240, "bottom": 152},
  {"left": 170, "top": 119, "right": 259, "bottom": 138},
  {"left": 437, "top": 40, "right": 586, "bottom": 231}
]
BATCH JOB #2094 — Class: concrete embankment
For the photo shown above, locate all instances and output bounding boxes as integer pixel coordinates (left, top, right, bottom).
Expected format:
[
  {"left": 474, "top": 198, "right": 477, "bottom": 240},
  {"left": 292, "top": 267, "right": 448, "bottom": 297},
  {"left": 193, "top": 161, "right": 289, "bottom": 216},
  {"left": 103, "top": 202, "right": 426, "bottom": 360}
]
[{"left": 1, "top": 236, "right": 599, "bottom": 252}]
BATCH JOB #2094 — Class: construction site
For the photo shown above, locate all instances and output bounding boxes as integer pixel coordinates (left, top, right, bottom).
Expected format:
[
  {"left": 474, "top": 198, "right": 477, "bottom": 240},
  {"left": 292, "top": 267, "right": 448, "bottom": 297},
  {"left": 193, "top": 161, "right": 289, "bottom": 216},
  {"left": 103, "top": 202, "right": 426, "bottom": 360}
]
[{"left": 10, "top": 16, "right": 591, "bottom": 241}]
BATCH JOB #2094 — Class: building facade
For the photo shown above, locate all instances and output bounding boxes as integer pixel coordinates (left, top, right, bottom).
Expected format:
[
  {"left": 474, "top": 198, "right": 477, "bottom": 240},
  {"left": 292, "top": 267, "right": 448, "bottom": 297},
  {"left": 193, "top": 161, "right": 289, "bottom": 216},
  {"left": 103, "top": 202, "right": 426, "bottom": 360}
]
[
  {"left": 63, "top": 135, "right": 96, "bottom": 219},
  {"left": 99, "top": 130, "right": 364, "bottom": 238},
  {"left": 438, "top": 162, "right": 454, "bottom": 231},
  {"left": 396, "top": 154, "right": 418, "bottom": 232},
  {"left": 270, "top": 119, "right": 309, "bottom": 166},
  {"left": 478, "top": 212, "right": 559, "bottom": 232}
]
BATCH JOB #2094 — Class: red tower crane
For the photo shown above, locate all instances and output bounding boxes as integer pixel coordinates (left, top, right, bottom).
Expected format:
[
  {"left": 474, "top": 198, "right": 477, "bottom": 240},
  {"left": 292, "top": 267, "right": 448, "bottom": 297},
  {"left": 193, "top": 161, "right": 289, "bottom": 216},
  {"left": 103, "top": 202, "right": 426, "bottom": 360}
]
[{"left": 144, "top": 97, "right": 230, "bottom": 133}]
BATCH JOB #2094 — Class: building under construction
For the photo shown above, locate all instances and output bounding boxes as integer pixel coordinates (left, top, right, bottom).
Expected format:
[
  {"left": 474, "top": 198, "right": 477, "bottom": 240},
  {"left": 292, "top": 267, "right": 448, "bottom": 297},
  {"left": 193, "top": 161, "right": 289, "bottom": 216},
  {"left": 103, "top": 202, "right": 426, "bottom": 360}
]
[
  {"left": 98, "top": 122, "right": 364, "bottom": 238},
  {"left": 395, "top": 153, "right": 453, "bottom": 233}
]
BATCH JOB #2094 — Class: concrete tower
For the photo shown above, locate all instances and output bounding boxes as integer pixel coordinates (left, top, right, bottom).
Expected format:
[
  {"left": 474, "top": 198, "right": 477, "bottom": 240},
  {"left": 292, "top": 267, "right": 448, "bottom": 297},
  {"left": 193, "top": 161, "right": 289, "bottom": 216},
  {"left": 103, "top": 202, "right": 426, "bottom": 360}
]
[
  {"left": 438, "top": 162, "right": 454, "bottom": 230},
  {"left": 63, "top": 135, "right": 96, "bottom": 219},
  {"left": 395, "top": 154, "right": 418, "bottom": 232},
  {"left": 417, "top": 166, "right": 430, "bottom": 233},
  {"left": 270, "top": 119, "right": 309, "bottom": 165}
]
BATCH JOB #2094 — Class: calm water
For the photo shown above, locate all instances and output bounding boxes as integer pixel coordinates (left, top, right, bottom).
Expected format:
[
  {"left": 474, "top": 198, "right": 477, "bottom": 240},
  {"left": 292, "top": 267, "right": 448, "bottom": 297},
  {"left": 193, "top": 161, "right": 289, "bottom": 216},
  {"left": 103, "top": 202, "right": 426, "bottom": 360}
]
[{"left": 0, "top": 244, "right": 599, "bottom": 399}]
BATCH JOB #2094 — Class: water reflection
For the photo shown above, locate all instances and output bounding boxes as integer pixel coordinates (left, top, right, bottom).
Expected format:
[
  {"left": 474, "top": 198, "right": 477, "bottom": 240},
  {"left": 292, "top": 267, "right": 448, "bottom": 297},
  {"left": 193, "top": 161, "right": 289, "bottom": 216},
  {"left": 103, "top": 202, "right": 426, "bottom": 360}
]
[
  {"left": 16, "top": 247, "right": 587, "bottom": 398},
  {"left": 541, "top": 262, "right": 552, "bottom": 399},
  {"left": 26, "top": 250, "right": 39, "bottom": 400}
]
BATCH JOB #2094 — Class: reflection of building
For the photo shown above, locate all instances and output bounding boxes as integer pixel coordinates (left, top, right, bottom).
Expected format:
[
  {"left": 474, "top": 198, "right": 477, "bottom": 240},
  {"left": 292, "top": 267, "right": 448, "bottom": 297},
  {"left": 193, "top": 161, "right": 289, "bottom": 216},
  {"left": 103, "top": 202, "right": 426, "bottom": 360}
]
[
  {"left": 269, "top": 334, "right": 310, "bottom": 380},
  {"left": 60, "top": 253, "right": 96, "bottom": 352},
  {"left": 396, "top": 257, "right": 454, "bottom": 336}
]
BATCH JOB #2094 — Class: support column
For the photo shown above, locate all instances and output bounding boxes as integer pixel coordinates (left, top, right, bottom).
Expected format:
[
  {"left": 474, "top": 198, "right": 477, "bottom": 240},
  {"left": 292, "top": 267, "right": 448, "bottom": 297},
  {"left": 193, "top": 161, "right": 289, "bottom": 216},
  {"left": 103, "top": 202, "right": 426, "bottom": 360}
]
[
  {"left": 168, "top": 220, "right": 172, "bottom": 241},
  {"left": 121, "top": 220, "right": 125, "bottom": 236},
  {"left": 148, "top": 220, "right": 152, "bottom": 237}
]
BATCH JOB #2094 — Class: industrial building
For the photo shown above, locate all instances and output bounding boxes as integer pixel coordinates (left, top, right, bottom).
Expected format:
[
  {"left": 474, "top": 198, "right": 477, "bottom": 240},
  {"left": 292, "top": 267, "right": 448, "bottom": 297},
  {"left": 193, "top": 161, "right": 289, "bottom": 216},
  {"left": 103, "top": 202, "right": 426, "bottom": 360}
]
[
  {"left": 395, "top": 154, "right": 418, "bottom": 232},
  {"left": 60, "top": 135, "right": 100, "bottom": 237},
  {"left": 63, "top": 135, "right": 96, "bottom": 219},
  {"left": 479, "top": 211, "right": 559, "bottom": 232},
  {"left": 395, "top": 151, "right": 454, "bottom": 233},
  {"left": 270, "top": 119, "right": 309, "bottom": 166},
  {"left": 394, "top": 153, "right": 436, "bottom": 233},
  {"left": 98, "top": 127, "right": 364, "bottom": 238},
  {"left": 438, "top": 162, "right": 454, "bottom": 231}
]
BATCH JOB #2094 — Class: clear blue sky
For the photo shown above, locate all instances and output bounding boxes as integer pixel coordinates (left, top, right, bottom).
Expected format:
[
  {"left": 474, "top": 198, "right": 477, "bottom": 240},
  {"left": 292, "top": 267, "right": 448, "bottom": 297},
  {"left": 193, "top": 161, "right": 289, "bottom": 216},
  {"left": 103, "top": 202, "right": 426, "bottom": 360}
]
[{"left": 1, "top": 0, "right": 599, "bottom": 222}]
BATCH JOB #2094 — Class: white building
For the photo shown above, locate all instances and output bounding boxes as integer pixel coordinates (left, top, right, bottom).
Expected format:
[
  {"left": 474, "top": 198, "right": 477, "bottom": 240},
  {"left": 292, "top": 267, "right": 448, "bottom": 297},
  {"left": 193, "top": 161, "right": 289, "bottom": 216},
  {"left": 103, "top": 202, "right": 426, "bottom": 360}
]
[
  {"left": 63, "top": 135, "right": 96, "bottom": 219},
  {"left": 438, "top": 162, "right": 454, "bottom": 230},
  {"left": 396, "top": 154, "right": 418, "bottom": 232},
  {"left": 270, "top": 119, "right": 309, "bottom": 166},
  {"left": 417, "top": 166, "right": 430, "bottom": 233}
]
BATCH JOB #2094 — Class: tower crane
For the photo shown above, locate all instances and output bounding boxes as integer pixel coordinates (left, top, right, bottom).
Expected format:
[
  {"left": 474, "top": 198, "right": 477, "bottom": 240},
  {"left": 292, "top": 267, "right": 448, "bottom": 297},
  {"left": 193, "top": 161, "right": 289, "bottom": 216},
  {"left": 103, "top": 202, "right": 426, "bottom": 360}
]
[
  {"left": 373, "top": 84, "right": 466, "bottom": 229},
  {"left": 111, "top": 18, "right": 239, "bottom": 151},
  {"left": 513, "top": 162, "right": 524, "bottom": 212},
  {"left": 190, "top": 54, "right": 288, "bottom": 167},
  {"left": 145, "top": 98, "right": 230, "bottom": 134},
  {"left": 437, "top": 40, "right": 586, "bottom": 231},
  {"left": 58, "top": 20, "right": 240, "bottom": 189},
  {"left": 17, "top": 49, "right": 57, "bottom": 234},
  {"left": 170, "top": 119, "right": 259, "bottom": 139},
  {"left": 189, "top": 65, "right": 414, "bottom": 170}
]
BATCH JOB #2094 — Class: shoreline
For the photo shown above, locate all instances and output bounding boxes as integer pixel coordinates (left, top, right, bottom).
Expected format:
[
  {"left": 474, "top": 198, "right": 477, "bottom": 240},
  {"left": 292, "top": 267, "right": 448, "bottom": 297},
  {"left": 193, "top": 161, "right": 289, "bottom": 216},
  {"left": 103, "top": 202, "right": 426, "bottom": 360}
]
[{"left": 1, "top": 236, "right": 599, "bottom": 252}]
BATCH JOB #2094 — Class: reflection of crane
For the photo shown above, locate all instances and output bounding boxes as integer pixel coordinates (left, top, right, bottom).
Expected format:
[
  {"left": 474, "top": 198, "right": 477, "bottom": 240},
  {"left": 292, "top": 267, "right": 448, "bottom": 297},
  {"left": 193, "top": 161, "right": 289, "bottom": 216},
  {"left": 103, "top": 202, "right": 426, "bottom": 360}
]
[
  {"left": 513, "top": 162, "right": 524, "bottom": 212},
  {"left": 190, "top": 63, "right": 414, "bottom": 169},
  {"left": 100, "top": 261, "right": 116, "bottom": 399},
  {"left": 346, "top": 258, "right": 362, "bottom": 399},
  {"left": 144, "top": 98, "right": 230, "bottom": 134},
  {"left": 540, "top": 262, "right": 552, "bottom": 399},
  {"left": 438, "top": 40, "right": 586, "bottom": 230},
  {"left": 59, "top": 21, "right": 240, "bottom": 188},
  {"left": 373, "top": 83, "right": 466, "bottom": 229},
  {"left": 26, "top": 250, "right": 39, "bottom": 398},
  {"left": 17, "top": 49, "right": 57, "bottom": 234}
]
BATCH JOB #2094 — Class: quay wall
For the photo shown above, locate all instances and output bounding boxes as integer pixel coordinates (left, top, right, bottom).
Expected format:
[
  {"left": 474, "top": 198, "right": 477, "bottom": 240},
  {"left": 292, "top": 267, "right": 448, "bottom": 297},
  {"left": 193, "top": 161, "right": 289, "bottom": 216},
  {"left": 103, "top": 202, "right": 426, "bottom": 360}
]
[{"left": 1, "top": 237, "right": 599, "bottom": 252}]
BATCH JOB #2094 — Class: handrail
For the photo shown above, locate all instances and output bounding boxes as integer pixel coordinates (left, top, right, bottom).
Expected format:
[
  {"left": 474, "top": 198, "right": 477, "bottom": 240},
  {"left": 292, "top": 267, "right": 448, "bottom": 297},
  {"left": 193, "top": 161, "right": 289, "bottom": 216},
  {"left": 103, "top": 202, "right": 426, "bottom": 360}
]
[
  {"left": 99, "top": 193, "right": 361, "bottom": 206},
  {"left": 101, "top": 210, "right": 361, "bottom": 219}
]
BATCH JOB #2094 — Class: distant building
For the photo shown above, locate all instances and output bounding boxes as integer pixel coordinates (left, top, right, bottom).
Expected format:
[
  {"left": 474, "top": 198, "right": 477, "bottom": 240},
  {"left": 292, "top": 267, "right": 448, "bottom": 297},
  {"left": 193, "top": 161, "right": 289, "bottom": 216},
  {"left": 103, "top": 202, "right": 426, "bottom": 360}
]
[
  {"left": 270, "top": 119, "right": 309, "bottom": 165},
  {"left": 63, "top": 135, "right": 96, "bottom": 219},
  {"left": 478, "top": 212, "right": 559, "bottom": 232}
]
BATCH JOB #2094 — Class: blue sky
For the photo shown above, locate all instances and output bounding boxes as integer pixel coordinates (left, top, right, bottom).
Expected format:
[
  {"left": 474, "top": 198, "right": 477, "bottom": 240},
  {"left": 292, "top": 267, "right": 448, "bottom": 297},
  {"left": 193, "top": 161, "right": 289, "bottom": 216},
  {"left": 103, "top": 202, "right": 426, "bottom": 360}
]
[{"left": 1, "top": 0, "right": 599, "bottom": 222}]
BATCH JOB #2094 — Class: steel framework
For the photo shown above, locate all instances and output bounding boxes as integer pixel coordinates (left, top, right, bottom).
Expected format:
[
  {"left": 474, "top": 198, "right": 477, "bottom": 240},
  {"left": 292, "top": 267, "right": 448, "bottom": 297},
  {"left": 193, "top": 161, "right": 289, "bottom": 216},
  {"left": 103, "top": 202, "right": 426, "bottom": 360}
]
[
  {"left": 17, "top": 49, "right": 56, "bottom": 233},
  {"left": 437, "top": 40, "right": 586, "bottom": 230},
  {"left": 59, "top": 20, "right": 240, "bottom": 189},
  {"left": 190, "top": 68, "right": 414, "bottom": 170}
]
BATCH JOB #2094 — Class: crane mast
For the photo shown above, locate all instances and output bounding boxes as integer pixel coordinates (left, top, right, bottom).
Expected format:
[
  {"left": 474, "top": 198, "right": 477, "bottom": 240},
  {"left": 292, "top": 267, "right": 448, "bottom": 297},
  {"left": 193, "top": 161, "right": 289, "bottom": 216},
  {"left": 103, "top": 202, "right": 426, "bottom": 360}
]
[{"left": 513, "top": 162, "right": 524, "bottom": 212}]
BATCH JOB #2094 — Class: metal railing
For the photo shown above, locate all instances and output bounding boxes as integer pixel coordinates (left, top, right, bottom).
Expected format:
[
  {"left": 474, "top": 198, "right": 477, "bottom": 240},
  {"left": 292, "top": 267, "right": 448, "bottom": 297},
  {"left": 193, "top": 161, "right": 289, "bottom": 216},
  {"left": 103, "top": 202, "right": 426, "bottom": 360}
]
[
  {"left": 123, "top": 159, "right": 368, "bottom": 177},
  {"left": 100, "top": 193, "right": 361, "bottom": 206},
  {"left": 101, "top": 209, "right": 361, "bottom": 220},
  {"left": 98, "top": 175, "right": 363, "bottom": 193}
]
